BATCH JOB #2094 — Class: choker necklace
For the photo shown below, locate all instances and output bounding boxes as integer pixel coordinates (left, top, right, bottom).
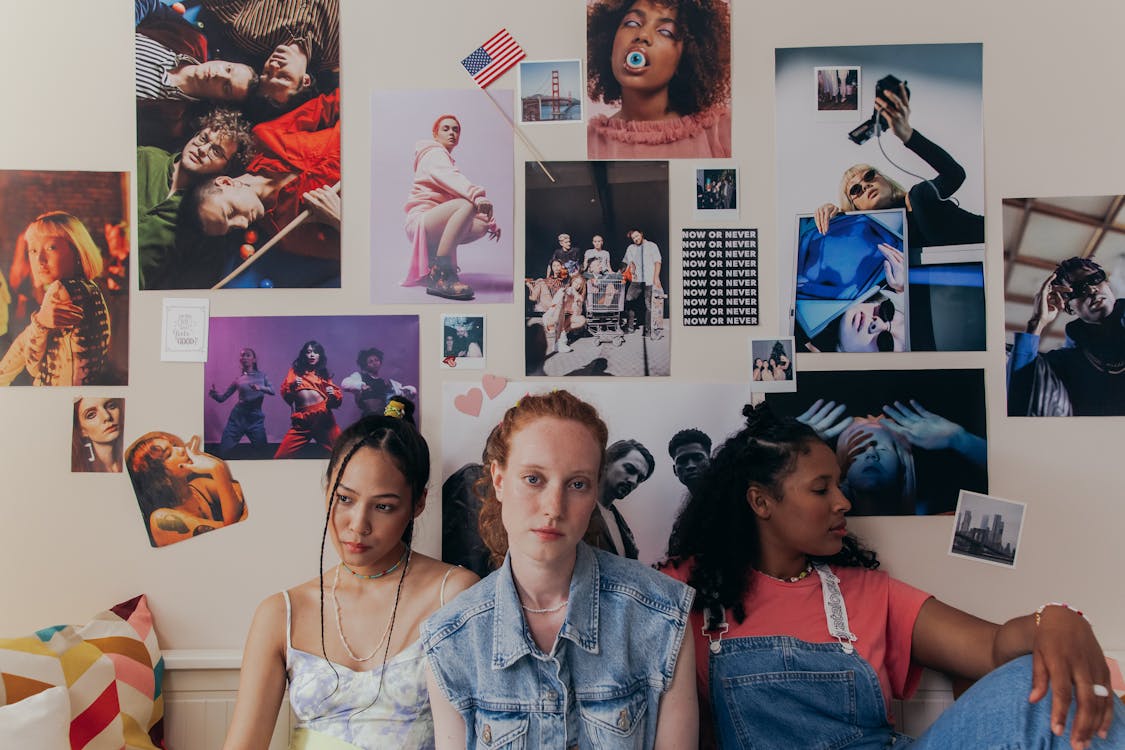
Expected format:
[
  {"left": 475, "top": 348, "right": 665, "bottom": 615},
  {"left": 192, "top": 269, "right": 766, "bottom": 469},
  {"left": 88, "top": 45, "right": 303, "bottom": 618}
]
[
  {"left": 342, "top": 545, "right": 409, "bottom": 580},
  {"left": 332, "top": 549, "right": 409, "bottom": 662},
  {"left": 520, "top": 597, "right": 569, "bottom": 614},
  {"left": 762, "top": 562, "right": 813, "bottom": 584}
]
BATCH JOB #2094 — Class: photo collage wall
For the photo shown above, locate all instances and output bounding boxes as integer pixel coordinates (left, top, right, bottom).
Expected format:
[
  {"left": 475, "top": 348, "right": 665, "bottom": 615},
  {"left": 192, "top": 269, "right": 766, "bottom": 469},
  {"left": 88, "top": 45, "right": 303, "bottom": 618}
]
[{"left": 2, "top": 0, "right": 1108, "bottom": 574}]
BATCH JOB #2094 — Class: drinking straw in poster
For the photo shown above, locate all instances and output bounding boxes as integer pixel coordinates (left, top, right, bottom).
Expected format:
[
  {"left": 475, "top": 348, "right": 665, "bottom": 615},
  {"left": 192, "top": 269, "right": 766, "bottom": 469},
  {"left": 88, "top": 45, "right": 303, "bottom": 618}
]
[
  {"left": 525, "top": 161, "right": 669, "bottom": 377},
  {"left": 134, "top": 0, "right": 341, "bottom": 289},
  {"left": 791, "top": 209, "right": 909, "bottom": 352},
  {"left": 1002, "top": 194, "right": 1125, "bottom": 416},
  {"left": 370, "top": 89, "right": 514, "bottom": 305},
  {"left": 0, "top": 170, "right": 129, "bottom": 386},
  {"left": 126, "top": 432, "right": 248, "bottom": 548},
  {"left": 204, "top": 315, "right": 420, "bottom": 460},
  {"left": 765, "top": 368, "right": 987, "bottom": 516},
  {"left": 775, "top": 43, "right": 985, "bottom": 352}
]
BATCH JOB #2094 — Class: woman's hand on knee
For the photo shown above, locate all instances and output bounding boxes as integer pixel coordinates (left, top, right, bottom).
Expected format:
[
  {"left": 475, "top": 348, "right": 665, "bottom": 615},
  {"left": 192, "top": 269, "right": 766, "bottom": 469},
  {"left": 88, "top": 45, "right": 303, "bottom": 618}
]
[{"left": 1029, "top": 605, "right": 1114, "bottom": 748}]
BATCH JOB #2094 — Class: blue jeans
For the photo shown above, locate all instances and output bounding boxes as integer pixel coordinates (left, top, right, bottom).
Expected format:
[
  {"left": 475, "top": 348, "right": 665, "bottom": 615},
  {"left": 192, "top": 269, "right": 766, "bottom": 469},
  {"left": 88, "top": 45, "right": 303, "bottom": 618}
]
[{"left": 906, "top": 654, "right": 1125, "bottom": 749}]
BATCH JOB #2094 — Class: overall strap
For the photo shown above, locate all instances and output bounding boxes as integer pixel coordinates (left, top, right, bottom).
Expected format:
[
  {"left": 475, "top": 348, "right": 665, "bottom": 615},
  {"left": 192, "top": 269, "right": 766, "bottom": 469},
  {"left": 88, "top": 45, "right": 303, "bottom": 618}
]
[{"left": 812, "top": 564, "right": 858, "bottom": 654}]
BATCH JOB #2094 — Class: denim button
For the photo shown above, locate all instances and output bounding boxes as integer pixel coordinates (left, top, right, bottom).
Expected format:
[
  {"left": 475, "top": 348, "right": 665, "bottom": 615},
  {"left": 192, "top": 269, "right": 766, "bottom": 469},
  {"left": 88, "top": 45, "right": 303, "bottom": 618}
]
[
  {"left": 482, "top": 724, "right": 492, "bottom": 743},
  {"left": 617, "top": 708, "right": 629, "bottom": 729},
  {"left": 546, "top": 690, "right": 558, "bottom": 701}
]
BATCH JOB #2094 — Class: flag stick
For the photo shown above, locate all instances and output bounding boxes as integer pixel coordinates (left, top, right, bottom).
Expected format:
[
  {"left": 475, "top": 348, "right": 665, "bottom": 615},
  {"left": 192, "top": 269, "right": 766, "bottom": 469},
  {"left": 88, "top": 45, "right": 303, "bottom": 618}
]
[{"left": 483, "top": 88, "right": 555, "bottom": 183}]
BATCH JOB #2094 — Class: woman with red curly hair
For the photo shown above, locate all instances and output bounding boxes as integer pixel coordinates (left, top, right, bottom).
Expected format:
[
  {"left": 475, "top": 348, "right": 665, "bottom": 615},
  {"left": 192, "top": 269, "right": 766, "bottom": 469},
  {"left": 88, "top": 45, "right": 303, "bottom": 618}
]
[{"left": 587, "top": 0, "right": 732, "bottom": 158}]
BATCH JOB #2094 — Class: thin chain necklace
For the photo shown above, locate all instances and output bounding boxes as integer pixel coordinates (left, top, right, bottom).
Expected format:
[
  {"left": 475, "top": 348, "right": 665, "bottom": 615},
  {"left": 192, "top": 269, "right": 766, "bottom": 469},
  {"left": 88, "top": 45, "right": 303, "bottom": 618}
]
[
  {"left": 520, "top": 597, "right": 569, "bottom": 614},
  {"left": 331, "top": 549, "right": 409, "bottom": 662},
  {"left": 342, "top": 545, "right": 409, "bottom": 580},
  {"left": 762, "top": 562, "right": 813, "bottom": 584}
]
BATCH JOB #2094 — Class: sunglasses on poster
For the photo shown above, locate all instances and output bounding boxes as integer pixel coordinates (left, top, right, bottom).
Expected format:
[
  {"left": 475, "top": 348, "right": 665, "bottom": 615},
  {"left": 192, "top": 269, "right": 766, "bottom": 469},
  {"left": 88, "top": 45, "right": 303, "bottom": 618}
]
[
  {"left": 848, "top": 169, "right": 879, "bottom": 199},
  {"left": 1058, "top": 269, "right": 1107, "bottom": 301}
]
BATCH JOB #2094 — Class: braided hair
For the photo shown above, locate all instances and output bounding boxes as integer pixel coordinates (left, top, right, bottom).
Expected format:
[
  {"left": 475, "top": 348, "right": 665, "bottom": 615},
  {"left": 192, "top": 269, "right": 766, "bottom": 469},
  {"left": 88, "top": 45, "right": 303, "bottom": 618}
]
[
  {"left": 316, "top": 412, "right": 429, "bottom": 706},
  {"left": 664, "top": 402, "right": 878, "bottom": 630}
]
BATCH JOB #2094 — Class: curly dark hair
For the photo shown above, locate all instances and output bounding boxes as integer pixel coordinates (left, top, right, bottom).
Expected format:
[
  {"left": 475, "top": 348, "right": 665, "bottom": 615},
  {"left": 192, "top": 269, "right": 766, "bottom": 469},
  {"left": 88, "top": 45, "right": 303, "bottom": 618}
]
[
  {"left": 664, "top": 402, "right": 879, "bottom": 630},
  {"left": 587, "top": 0, "right": 731, "bottom": 116},
  {"left": 193, "top": 107, "right": 258, "bottom": 173}
]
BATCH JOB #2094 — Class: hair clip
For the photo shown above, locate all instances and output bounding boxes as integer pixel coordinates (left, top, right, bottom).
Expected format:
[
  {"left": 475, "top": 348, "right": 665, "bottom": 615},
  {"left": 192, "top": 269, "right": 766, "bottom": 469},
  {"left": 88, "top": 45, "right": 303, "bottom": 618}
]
[{"left": 384, "top": 401, "right": 406, "bottom": 420}]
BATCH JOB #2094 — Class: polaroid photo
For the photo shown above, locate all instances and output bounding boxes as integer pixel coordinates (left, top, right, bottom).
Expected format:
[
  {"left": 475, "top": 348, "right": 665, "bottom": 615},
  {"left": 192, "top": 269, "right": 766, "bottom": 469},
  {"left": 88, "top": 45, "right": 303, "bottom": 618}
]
[
  {"left": 442, "top": 315, "right": 486, "bottom": 370},
  {"left": 815, "top": 66, "right": 861, "bottom": 120},
  {"left": 949, "top": 490, "right": 1026, "bottom": 568},
  {"left": 749, "top": 337, "right": 796, "bottom": 393},
  {"left": 518, "top": 60, "right": 583, "bottom": 123},
  {"left": 694, "top": 164, "right": 739, "bottom": 221},
  {"left": 161, "top": 298, "right": 209, "bottom": 362},
  {"left": 790, "top": 208, "right": 909, "bottom": 353}
]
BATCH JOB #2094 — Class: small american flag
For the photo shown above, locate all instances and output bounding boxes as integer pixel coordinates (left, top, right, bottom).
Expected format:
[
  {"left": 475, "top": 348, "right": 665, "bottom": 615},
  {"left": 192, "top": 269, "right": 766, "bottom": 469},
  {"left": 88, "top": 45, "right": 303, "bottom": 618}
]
[{"left": 461, "top": 29, "right": 525, "bottom": 88}]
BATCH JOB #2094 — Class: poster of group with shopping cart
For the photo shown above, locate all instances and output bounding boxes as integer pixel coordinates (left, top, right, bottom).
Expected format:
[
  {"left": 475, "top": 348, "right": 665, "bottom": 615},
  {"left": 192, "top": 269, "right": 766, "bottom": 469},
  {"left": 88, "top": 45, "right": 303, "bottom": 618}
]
[{"left": 523, "top": 160, "right": 670, "bottom": 377}]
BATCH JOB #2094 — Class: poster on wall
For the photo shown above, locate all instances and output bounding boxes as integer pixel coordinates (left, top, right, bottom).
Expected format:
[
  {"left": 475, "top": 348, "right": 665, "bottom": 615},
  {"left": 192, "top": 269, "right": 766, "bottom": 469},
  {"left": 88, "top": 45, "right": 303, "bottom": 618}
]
[
  {"left": 441, "top": 380, "right": 750, "bottom": 575},
  {"left": 135, "top": 0, "right": 341, "bottom": 289},
  {"left": 681, "top": 227, "right": 757, "bottom": 326},
  {"left": 585, "top": 0, "right": 732, "bottom": 159},
  {"left": 126, "top": 431, "right": 249, "bottom": 548},
  {"left": 0, "top": 170, "right": 129, "bottom": 387},
  {"left": 525, "top": 161, "right": 670, "bottom": 377},
  {"left": 765, "top": 367, "right": 987, "bottom": 516},
  {"left": 774, "top": 43, "right": 985, "bottom": 352},
  {"left": 71, "top": 397, "right": 125, "bottom": 473},
  {"left": 1002, "top": 194, "right": 1125, "bottom": 416},
  {"left": 792, "top": 209, "right": 908, "bottom": 352},
  {"left": 204, "top": 315, "right": 419, "bottom": 460},
  {"left": 370, "top": 89, "right": 514, "bottom": 305},
  {"left": 519, "top": 60, "right": 583, "bottom": 123}
]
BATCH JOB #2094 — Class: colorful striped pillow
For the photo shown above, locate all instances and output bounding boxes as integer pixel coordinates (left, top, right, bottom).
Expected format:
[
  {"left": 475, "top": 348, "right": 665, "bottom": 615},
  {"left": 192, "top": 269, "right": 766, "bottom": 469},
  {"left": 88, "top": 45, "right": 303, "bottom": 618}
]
[{"left": 0, "top": 595, "right": 165, "bottom": 750}]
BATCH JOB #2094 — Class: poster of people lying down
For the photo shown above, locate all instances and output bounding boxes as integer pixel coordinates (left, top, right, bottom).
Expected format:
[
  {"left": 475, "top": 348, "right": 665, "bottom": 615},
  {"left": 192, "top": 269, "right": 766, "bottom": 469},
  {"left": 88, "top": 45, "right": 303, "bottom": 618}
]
[{"left": 134, "top": 0, "right": 341, "bottom": 289}]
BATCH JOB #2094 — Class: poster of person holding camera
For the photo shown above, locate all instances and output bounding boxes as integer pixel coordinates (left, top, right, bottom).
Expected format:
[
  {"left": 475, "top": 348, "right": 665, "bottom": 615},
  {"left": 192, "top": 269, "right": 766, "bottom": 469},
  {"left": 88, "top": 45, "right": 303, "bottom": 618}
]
[{"left": 775, "top": 44, "right": 986, "bottom": 353}]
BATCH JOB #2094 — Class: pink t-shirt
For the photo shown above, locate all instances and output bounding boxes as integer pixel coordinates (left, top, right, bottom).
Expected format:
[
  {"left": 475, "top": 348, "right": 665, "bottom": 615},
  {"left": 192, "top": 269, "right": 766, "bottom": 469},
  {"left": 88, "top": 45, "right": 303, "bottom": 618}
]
[{"left": 662, "top": 562, "right": 932, "bottom": 720}]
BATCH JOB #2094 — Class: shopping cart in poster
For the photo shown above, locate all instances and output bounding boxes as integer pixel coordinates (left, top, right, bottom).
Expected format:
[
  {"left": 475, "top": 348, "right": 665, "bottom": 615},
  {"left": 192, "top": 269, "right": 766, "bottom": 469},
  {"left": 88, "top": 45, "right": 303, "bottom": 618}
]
[{"left": 584, "top": 273, "right": 627, "bottom": 346}]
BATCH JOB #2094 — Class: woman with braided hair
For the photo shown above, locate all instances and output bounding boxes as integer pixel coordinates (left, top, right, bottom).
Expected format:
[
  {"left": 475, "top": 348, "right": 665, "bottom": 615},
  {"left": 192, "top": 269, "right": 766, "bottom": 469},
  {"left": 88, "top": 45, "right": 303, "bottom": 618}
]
[
  {"left": 661, "top": 402, "right": 1123, "bottom": 749},
  {"left": 0, "top": 212, "right": 113, "bottom": 386},
  {"left": 224, "top": 409, "right": 477, "bottom": 750}
]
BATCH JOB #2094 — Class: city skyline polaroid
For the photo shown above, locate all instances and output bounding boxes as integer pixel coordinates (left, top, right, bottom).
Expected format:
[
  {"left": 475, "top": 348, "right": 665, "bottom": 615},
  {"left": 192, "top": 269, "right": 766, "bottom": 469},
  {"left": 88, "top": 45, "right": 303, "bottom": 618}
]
[{"left": 949, "top": 490, "right": 1026, "bottom": 568}]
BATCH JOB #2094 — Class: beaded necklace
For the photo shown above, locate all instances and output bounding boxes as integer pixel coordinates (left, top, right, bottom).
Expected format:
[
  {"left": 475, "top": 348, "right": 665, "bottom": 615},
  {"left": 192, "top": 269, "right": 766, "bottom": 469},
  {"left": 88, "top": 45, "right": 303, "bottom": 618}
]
[
  {"left": 341, "top": 544, "right": 409, "bottom": 580},
  {"left": 761, "top": 562, "right": 813, "bottom": 584}
]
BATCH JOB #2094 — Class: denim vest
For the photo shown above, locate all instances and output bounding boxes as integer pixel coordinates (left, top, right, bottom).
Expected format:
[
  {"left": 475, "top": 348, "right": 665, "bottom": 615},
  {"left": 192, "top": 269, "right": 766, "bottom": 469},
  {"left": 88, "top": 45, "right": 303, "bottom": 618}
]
[{"left": 421, "top": 542, "right": 694, "bottom": 749}]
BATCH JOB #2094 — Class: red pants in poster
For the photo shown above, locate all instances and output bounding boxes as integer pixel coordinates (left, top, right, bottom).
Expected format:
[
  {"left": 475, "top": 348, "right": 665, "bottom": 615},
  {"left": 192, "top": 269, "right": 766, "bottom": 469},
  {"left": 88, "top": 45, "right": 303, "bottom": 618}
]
[{"left": 273, "top": 400, "right": 341, "bottom": 459}]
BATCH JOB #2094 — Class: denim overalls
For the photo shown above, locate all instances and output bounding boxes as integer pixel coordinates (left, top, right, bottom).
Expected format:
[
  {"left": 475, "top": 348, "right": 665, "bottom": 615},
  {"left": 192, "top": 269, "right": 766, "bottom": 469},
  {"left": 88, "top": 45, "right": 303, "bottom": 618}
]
[
  {"left": 422, "top": 542, "right": 694, "bottom": 749},
  {"left": 707, "top": 564, "right": 907, "bottom": 750}
]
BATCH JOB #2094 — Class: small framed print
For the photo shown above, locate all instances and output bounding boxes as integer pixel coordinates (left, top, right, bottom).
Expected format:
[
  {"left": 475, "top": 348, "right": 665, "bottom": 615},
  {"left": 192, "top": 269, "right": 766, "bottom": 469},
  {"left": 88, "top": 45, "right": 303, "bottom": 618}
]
[
  {"left": 442, "top": 315, "right": 486, "bottom": 370},
  {"left": 949, "top": 490, "right": 1025, "bottom": 568},
  {"left": 815, "top": 66, "right": 861, "bottom": 119},
  {"left": 749, "top": 337, "right": 796, "bottom": 392},
  {"left": 518, "top": 60, "right": 583, "bottom": 123},
  {"left": 694, "top": 164, "right": 738, "bottom": 220},
  {"left": 161, "top": 298, "right": 209, "bottom": 362}
]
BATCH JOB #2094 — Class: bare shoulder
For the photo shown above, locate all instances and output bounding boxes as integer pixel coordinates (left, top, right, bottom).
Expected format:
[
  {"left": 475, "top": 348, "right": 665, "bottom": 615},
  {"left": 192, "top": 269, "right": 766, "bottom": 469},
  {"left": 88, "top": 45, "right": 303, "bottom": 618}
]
[
  {"left": 408, "top": 552, "right": 480, "bottom": 598},
  {"left": 244, "top": 592, "right": 288, "bottom": 653}
]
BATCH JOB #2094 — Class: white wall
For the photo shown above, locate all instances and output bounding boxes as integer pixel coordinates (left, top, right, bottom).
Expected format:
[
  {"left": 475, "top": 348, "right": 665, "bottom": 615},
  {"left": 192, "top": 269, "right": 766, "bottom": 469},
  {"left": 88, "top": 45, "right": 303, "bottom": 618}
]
[{"left": 1, "top": 0, "right": 1124, "bottom": 653}]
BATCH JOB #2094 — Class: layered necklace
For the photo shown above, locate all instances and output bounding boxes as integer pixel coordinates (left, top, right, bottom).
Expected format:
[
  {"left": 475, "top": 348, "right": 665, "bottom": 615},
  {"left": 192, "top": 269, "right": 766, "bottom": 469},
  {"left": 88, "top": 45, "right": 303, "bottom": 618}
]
[
  {"left": 520, "top": 597, "right": 569, "bottom": 614},
  {"left": 331, "top": 547, "right": 410, "bottom": 662}
]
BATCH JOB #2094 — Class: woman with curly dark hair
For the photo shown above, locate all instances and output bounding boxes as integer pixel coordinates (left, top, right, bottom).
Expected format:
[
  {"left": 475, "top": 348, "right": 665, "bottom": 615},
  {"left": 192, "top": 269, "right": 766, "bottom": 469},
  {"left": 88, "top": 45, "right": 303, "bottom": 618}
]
[
  {"left": 586, "top": 0, "right": 731, "bottom": 158},
  {"left": 662, "top": 402, "right": 1122, "bottom": 749}
]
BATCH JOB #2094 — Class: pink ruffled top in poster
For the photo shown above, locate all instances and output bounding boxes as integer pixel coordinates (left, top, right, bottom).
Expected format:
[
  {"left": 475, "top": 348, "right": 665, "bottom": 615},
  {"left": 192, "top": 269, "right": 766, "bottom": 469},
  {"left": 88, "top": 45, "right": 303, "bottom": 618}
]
[{"left": 587, "top": 106, "right": 731, "bottom": 159}]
